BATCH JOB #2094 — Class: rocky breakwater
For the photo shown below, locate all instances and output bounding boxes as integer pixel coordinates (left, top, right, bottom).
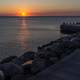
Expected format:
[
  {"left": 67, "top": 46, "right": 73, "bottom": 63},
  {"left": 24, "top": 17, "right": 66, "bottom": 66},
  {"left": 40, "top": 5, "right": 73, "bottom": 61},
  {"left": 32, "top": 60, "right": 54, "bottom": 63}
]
[{"left": 0, "top": 33, "right": 80, "bottom": 80}]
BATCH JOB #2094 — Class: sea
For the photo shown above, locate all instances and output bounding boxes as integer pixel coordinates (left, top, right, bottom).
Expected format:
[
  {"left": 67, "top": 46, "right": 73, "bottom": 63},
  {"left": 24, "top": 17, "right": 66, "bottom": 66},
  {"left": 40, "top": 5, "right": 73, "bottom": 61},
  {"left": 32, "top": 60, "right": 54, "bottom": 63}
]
[{"left": 0, "top": 16, "right": 80, "bottom": 60}]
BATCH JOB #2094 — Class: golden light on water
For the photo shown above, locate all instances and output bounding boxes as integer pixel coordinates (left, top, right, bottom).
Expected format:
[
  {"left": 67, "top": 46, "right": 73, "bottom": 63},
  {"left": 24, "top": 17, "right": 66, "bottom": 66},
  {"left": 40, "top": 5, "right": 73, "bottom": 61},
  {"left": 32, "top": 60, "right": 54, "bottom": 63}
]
[{"left": 17, "top": 18, "right": 30, "bottom": 50}]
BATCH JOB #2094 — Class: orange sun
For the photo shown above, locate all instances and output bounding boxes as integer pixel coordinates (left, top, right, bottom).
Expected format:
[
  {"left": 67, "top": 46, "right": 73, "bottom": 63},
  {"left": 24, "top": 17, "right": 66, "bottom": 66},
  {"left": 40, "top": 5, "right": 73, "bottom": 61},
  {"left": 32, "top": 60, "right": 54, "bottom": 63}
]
[
  {"left": 21, "top": 12, "right": 26, "bottom": 16},
  {"left": 17, "top": 10, "right": 30, "bottom": 16}
]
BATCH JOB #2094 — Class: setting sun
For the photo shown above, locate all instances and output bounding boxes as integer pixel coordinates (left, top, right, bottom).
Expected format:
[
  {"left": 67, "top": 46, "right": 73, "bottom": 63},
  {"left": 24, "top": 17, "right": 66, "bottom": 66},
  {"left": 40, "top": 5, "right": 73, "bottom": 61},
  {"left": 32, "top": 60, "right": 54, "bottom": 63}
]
[
  {"left": 21, "top": 12, "right": 26, "bottom": 16},
  {"left": 16, "top": 9, "right": 30, "bottom": 16}
]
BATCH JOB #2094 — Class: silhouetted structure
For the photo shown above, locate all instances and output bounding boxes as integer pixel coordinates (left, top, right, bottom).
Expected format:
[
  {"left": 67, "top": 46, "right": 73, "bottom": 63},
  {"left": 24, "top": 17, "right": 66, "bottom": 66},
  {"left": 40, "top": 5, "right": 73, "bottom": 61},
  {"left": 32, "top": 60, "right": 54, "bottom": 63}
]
[{"left": 60, "top": 22, "right": 80, "bottom": 34}]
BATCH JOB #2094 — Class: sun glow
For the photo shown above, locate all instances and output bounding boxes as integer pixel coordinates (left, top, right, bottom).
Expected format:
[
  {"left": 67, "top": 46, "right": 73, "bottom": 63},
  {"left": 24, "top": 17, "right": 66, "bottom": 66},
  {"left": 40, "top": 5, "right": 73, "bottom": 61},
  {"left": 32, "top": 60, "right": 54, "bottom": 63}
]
[
  {"left": 17, "top": 9, "right": 30, "bottom": 16},
  {"left": 21, "top": 12, "right": 26, "bottom": 16}
]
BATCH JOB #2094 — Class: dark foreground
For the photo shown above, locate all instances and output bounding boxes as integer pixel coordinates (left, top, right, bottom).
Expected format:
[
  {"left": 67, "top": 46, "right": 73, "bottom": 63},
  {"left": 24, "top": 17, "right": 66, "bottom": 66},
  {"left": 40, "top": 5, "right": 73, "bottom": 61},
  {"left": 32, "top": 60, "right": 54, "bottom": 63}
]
[
  {"left": 0, "top": 33, "right": 80, "bottom": 80},
  {"left": 27, "top": 49, "right": 80, "bottom": 80}
]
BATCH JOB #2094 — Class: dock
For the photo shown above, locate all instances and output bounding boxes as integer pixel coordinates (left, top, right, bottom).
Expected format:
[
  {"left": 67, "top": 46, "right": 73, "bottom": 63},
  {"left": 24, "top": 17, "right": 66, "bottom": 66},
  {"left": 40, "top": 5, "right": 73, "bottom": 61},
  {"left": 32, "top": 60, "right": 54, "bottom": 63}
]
[{"left": 60, "top": 22, "right": 80, "bottom": 34}]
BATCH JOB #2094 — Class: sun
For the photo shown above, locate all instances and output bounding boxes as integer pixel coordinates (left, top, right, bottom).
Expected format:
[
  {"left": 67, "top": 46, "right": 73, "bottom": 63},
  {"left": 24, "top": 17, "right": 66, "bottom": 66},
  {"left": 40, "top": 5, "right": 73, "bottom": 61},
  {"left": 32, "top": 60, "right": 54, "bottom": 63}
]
[
  {"left": 17, "top": 10, "right": 29, "bottom": 16},
  {"left": 21, "top": 12, "right": 27, "bottom": 16}
]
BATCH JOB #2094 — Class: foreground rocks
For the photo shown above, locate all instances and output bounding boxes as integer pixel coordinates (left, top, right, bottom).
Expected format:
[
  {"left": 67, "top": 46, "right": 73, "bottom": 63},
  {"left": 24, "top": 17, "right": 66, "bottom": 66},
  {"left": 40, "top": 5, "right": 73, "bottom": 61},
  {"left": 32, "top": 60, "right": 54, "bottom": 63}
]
[{"left": 0, "top": 33, "right": 80, "bottom": 80}]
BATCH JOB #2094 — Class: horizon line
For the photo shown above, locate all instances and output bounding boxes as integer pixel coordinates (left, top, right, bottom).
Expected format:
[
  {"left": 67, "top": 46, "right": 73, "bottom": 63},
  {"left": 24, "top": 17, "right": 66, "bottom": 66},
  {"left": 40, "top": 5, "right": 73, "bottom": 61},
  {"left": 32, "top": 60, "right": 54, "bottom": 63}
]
[{"left": 0, "top": 15, "right": 80, "bottom": 17}]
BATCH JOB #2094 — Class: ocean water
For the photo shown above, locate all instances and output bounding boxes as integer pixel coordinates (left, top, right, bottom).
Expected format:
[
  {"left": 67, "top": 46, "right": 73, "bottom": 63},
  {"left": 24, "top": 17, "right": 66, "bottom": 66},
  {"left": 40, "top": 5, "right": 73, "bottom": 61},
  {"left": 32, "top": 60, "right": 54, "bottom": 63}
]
[{"left": 0, "top": 16, "right": 80, "bottom": 60}]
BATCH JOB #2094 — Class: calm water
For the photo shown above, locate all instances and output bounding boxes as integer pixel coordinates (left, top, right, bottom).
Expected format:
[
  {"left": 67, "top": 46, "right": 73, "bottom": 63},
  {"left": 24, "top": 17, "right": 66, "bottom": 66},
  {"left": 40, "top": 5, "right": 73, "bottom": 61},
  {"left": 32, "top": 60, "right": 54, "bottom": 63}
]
[{"left": 0, "top": 16, "right": 80, "bottom": 59}]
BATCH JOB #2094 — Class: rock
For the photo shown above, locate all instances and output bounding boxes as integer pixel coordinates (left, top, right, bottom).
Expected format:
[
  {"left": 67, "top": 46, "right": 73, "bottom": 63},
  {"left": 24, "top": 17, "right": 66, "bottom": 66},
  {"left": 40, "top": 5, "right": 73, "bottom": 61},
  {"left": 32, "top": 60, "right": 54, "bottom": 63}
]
[
  {"left": 13, "top": 51, "right": 35, "bottom": 65},
  {"left": 37, "top": 46, "right": 44, "bottom": 52},
  {"left": 0, "top": 63, "right": 23, "bottom": 80},
  {"left": 37, "top": 46, "right": 42, "bottom": 50},
  {"left": 23, "top": 64, "right": 32, "bottom": 75},
  {"left": 11, "top": 74, "right": 26, "bottom": 80},
  {"left": 0, "top": 70, "right": 4, "bottom": 80},
  {"left": 0, "top": 56, "right": 17, "bottom": 64},
  {"left": 31, "top": 58, "right": 46, "bottom": 74},
  {"left": 45, "top": 57, "right": 58, "bottom": 66},
  {"left": 70, "top": 36, "right": 80, "bottom": 48},
  {"left": 48, "top": 41, "right": 54, "bottom": 46}
]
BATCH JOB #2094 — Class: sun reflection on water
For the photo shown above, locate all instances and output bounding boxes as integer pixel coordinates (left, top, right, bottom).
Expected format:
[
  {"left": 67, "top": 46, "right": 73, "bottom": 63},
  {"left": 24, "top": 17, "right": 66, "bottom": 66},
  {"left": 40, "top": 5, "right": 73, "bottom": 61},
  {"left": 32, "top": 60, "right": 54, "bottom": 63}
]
[{"left": 17, "top": 18, "right": 30, "bottom": 50}]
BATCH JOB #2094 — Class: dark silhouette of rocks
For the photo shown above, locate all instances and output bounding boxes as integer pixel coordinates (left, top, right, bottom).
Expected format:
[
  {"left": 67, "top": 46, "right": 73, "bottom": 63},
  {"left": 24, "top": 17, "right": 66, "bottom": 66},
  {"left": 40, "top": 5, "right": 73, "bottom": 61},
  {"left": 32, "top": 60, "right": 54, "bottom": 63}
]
[
  {"left": 13, "top": 51, "right": 35, "bottom": 65},
  {"left": 0, "top": 63, "right": 23, "bottom": 80},
  {"left": 31, "top": 58, "right": 46, "bottom": 74},
  {"left": 0, "top": 33, "right": 80, "bottom": 80},
  {"left": 0, "top": 56, "right": 17, "bottom": 64}
]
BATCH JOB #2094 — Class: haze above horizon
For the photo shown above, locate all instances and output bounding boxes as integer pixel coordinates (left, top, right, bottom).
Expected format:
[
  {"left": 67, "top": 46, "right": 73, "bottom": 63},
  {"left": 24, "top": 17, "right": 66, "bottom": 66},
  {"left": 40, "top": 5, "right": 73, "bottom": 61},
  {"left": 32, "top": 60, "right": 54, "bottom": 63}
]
[{"left": 0, "top": 0, "right": 80, "bottom": 16}]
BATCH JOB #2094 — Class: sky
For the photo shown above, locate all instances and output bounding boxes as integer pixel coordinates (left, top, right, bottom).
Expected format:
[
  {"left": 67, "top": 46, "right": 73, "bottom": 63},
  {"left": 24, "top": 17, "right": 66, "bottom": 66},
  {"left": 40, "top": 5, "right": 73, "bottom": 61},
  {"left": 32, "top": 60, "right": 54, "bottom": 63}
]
[{"left": 0, "top": 0, "right": 80, "bottom": 16}]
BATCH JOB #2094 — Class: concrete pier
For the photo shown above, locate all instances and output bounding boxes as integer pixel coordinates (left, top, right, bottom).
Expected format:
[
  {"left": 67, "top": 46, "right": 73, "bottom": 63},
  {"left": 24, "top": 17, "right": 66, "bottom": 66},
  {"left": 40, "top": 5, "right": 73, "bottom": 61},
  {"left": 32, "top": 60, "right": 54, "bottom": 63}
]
[{"left": 60, "top": 22, "right": 80, "bottom": 34}]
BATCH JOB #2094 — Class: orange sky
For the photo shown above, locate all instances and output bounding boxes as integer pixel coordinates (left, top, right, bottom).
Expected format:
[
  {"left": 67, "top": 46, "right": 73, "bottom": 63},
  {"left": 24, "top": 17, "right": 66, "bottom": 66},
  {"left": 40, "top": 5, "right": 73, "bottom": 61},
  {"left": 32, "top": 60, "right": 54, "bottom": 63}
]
[{"left": 0, "top": 0, "right": 80, "bottom": 16}]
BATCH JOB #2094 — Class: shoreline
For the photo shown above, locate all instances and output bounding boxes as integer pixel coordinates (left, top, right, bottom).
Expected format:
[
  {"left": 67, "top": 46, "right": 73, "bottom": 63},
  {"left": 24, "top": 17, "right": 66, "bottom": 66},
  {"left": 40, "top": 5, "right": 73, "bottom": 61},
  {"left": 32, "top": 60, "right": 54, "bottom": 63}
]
[{"left": 1, "top": 33, "right": 80, "bottom": 80}]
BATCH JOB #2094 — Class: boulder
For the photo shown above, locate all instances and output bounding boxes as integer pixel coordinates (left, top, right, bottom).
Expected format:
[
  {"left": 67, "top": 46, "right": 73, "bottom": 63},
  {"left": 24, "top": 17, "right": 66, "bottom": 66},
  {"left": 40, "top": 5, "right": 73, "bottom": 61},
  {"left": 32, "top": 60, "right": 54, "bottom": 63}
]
[
  {"left": 13, "top": 51, "right": 35, "bottom": 65},
  {"left": 31, "top": 58, "right": 46, "bottom": 74},
  {"left": 0, "top": 56, "right": 17, "bottom": 64},
  {"left": 0, "top": 63, "right": 23, "bottom": 80}
]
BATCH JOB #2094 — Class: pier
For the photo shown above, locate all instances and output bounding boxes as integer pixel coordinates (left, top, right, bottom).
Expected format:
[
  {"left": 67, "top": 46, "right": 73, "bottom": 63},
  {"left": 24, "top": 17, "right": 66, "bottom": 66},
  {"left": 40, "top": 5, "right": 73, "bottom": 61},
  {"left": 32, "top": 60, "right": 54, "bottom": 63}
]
[{"left": 60, "top": 22, "right": 80, "bottom": 34}]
